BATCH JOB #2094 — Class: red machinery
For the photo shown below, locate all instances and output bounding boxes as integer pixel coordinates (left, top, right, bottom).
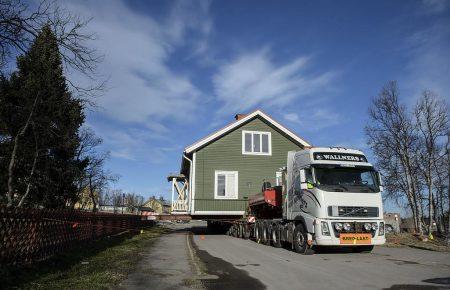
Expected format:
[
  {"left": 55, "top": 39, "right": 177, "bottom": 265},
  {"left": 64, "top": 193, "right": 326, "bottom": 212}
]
[{"left": 247, "top": 185, "right": 282, "bottom": 219}]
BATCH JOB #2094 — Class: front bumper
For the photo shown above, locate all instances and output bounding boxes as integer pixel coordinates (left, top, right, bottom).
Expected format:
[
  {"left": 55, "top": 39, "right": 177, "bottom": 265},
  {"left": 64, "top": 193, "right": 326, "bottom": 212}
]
[{"left": 313, "top": 218, "right": 386, "bottom": 246}]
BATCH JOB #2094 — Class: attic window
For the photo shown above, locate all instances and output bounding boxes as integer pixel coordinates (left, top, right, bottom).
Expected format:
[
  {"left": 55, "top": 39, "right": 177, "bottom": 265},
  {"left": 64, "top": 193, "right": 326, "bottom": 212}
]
[{"left": 242, "top": 130, "right": 271, "bottom": 155}]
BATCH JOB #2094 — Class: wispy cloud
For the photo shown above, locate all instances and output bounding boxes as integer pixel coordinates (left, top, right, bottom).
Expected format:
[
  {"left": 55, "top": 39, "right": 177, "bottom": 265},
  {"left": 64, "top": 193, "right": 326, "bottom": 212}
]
[
  {"left": 212, "top": 49, "right": 338, "bottom": 117},
  {"left": 283, "top": 109, "right": 342, "bottom": 132},
  {"left": 402, "top": 3, "right": 450, "bottom": 101},
  {"left": 421, "top": 0, "right": 449, "bottom": 14},
  {"left": 405, "top": 21, "right": 450, "bottom": 101},
  {"left": 97, "top": 125, "right": 182, "bottom": 163},
  {"left": 67, "top": 0, "right": 211, "bottom": 128}
]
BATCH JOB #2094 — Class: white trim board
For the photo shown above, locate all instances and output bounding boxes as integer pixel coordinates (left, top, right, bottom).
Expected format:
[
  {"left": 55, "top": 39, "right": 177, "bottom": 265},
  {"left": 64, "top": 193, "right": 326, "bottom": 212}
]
[
  {"left": 185, "top": 110, "right": 311, "bottom": 153},
  {"left": 190, "top": 152, "right": 196, "bottom": 215},
  {"left": 192, "top": 211, "right": 246, "bottom": 215}
]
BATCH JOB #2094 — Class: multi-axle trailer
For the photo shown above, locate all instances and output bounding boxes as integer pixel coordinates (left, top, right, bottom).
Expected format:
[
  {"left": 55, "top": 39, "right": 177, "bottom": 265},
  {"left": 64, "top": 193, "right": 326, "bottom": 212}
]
[{"left": 210, "top": 147, "right": 386, "bottom": 254}]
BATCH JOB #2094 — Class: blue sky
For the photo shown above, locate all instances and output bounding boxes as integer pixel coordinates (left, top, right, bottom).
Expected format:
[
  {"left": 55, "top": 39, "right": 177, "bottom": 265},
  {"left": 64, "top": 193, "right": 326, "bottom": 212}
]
[{"left": 66, "top": 0, "right": 449, "bottom": 205}]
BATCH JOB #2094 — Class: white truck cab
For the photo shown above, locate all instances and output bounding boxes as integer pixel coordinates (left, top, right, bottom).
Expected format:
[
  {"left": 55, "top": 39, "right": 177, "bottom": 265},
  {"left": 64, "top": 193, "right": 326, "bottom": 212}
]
[{"left": 284, "top": 147, "right": 386, "bottom": 248}]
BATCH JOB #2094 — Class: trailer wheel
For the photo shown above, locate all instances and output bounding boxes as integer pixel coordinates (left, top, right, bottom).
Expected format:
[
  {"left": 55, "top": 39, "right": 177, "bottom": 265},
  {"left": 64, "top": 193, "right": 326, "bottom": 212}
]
[
  {"left": 243, "top": 224, "right": 251, "bottom": 239},
  {"left": 233, "top": 225, "right": 238, "bottom": 238},
  {"left": 255, "top": 222, "right": 261, "bottom": 243},
  {"left": 293, "top": 223, "right": 308, "bottom": 254},
  {"left": 262, "top": 221, "right": 271, "bottom": 245},
  {"left": 238, "top": 224, "right": 244, "bottom": 238},
  {"left": 271, "top": 223, "right": 283, "bottom": 248}
]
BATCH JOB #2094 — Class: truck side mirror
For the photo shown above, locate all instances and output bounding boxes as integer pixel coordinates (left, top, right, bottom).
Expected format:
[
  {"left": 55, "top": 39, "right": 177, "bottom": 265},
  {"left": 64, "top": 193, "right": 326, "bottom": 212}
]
[{"left": 377, "top": 172, "right": 384, "bottom": 192}]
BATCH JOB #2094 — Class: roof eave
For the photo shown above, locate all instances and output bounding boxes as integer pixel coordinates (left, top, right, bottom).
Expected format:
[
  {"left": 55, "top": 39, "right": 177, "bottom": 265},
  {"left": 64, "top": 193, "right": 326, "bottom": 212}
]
[{"left": 184, "top": 109, "right": 311, "bottom": 154}]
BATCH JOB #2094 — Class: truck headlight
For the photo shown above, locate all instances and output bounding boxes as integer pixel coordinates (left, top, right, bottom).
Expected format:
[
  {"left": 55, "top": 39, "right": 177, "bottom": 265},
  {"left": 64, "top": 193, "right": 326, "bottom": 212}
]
[
  {"left": 343, "top": 223, "right": 351, "bottom": 231},
  {"left": 363, "top": 223, "right": 372, "bottom": 231},
  {"left": 334, "top": 222, "right": 343, "bottom": 231},
  {"left": 371, "top": 223, "right": 378, "bottom": 231},
  {"left": 321, "top": 221, "right": 330, "bottom": 236},
  {"left": 379, "top": 222, "right": 384, "bottom": 236}
]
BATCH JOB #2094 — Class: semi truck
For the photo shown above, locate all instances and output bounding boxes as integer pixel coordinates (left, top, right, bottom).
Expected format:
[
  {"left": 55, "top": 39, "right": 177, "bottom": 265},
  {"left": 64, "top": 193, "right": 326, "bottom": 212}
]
[{"left": 225, "top": 147, "right": 386, "bottom": 254}]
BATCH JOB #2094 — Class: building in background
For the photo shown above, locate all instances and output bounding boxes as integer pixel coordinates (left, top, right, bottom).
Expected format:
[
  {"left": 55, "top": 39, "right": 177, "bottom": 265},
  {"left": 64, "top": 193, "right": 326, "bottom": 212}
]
[
  {"left": 142, "top": 197, "right": 171, "bottom": 214},
  {"left": 384, "top": 213, "right": 401, "bottom": 233},
  {"left": 73, "top": 188, "right": 99, "bottom": 211}
]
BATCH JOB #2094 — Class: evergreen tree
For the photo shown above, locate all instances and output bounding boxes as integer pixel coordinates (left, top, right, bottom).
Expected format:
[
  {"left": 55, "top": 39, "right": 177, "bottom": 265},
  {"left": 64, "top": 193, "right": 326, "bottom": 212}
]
[{"left": 0, "top": 25, "right": 86, "bottom": 208}]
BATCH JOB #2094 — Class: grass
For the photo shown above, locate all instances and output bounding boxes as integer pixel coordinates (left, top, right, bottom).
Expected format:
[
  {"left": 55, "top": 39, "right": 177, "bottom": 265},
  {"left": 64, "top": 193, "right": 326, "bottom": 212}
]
[
  {"left": 2, "top": 226, "right": 170, "bottom": 289},
  {"left": 384, "top": 232, "right": 450, "bottom": 252}
]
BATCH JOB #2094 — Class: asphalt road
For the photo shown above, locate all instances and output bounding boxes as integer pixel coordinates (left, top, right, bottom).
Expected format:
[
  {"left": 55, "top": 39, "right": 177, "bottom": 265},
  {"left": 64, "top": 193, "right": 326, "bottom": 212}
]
[
  {"left": 121, "top": 221, "right": 450, "bottom": 290},
  {"left": 190, "top": 222, "right": 450, "bottom": 290}
]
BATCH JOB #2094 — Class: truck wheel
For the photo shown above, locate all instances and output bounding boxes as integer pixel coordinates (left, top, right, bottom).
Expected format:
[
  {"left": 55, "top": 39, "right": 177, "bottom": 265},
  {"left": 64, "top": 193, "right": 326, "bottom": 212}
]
[
  {"left": 262, "top": 222, "right": 271, "bottom": 245},
  {"left": 238, "top": 224, "right": 244, "bottom": 238},
  {"left": 271, "top": 224, "right": 283, "bottom": 248},
  {"left": 293, "top": 223, "right": 308, "bottom": 254},
  {"left": 255, "top": 222, "right": 262, "bottom": 243},
  {"left": 353, "top": 245, "right": 374, "bottom": 253},
  {"left": 243, "top": 224, "right": 251, "bottom": 239}
]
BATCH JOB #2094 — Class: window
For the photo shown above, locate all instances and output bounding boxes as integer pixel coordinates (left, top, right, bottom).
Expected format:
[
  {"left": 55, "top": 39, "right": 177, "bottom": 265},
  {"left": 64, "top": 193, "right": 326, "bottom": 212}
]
[
  {"left": 305, "top": 168, "right": 314, "bottom": 184},
  {"left": 215, "top": 171, "right": 238, "bottom": 199},
  {"left": 314, "top": 166, "right": 379, "bottom": 192},
  {"left": 242, "top": 131, "right": 271, "bottom": 155}
]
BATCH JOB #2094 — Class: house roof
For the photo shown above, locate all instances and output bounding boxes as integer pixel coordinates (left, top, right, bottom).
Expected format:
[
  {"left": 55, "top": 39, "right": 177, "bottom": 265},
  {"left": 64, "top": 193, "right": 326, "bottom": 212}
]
[{"left": 184, "top": 110, "right": 312, "bottom": 154}]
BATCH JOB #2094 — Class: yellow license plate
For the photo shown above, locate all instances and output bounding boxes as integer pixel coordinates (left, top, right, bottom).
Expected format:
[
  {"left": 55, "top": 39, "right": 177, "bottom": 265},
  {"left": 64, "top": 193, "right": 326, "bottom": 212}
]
[{"left": 340, "top": 233, "right": 372, "bottom": 245}]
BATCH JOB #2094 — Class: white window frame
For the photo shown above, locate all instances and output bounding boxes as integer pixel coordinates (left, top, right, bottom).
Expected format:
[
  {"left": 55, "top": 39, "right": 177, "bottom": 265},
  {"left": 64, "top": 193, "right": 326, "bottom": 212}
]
[
  {"left": 214, "top": 170, "right": 239, "bottom": 200},
  {"left": 242, "top": 130, "right": 272, "bottom": 156}
]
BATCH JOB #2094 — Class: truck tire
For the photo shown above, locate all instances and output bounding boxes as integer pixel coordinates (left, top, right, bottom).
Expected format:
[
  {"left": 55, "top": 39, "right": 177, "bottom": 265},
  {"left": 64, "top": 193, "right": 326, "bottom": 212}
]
[
  {"left": 243, "top": 224, "right": 251, "bottom": 239},
  {"left": 255, "top": 222, "right": 262, "bottom": 243},
  {"left": 238, "top": 224, "right": 244, "bottom": 238},
  {"left": 262, "top": 221, "right": 271, "bottom": 245},
  {"left": 271, "top": 223, "right": 283, "bottom": 248},
  {"left": 353, "top": 245, "right": 374, "bottom": 253},
  {"left": 232, "top": 225, "right": 237, "bottom": 237},
  {"left": 293, "top": 223, "right": 308, "bottom": 254}
]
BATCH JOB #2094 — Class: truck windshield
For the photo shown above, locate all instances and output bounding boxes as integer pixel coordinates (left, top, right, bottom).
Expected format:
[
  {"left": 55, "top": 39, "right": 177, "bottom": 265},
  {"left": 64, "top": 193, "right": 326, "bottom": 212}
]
[{"left": 314, "top": 166, "right": 379, "bottom": 192}]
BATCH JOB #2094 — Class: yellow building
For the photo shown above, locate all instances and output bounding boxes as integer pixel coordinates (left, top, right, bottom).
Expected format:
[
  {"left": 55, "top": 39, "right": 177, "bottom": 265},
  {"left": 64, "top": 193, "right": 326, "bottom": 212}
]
[
  {"left": 74, "top": 188, "right": 99, "bottom": 211},
  {"left": 142, "top": 197, "right": 171, "bottom": 214}
]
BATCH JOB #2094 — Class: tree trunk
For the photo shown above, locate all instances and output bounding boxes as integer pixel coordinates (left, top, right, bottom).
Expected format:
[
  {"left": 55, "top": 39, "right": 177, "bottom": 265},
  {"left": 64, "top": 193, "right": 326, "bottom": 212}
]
[
  {"left": 18, "top": 147, "right": 39, "bottom": 207},
  {"left": 447, "top": 133, "right": 450, "bottom": 242},
  {"left": 88, "top": 176, "right": 97, "bottom": 212},
  {"left": 6, "top": 96, "right": 39, "bottom": 207},
  {"left": 427, "top": 175, "right": 434, "bottom": 235}
]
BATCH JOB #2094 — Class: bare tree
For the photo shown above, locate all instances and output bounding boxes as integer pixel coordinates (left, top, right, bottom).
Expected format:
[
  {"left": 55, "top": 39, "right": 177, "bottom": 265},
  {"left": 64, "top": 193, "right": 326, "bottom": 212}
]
[
  {"left": 125, "top": 192, "right": 145, "bottom": 213},
  {"left": 415, "top": 91, "right": 449, "bottom": 236},
  {"left": 75, "top": 128, "right": 118, "bottom": 212},
  {"left": 109, "top": 189, "right": 124, "bottom": 213},
  {"left": 0, "top": 0, "right": 102, "bottom": 80},
  {"left": 365, "top": 81, "right": 424, "bottom": 234}
]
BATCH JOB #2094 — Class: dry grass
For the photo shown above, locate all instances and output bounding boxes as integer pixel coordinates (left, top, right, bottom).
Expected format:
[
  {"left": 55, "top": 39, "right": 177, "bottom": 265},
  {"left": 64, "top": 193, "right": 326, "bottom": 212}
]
[
  {"left": 384, "top": 233, "right": 450, "bottom": 252},
  {"left": 2, "top": 226, "right": 170, "bottom": 289}
]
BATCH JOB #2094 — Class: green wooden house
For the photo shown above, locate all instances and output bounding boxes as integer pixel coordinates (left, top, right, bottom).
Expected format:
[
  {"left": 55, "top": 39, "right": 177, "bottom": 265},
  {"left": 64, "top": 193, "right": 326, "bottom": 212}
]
[{"left": 170, "top": 110, "right": 311, "bottom": 218}]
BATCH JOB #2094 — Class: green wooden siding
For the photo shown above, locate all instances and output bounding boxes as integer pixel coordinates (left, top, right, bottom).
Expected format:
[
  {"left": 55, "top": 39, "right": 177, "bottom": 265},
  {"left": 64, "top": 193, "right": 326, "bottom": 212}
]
[{"left": 193, "top": 117, "right": 303, "bottom": 212}]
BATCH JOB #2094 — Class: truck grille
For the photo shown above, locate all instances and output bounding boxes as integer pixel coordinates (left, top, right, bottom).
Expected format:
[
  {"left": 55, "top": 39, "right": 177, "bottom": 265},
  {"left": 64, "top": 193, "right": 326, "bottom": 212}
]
[{"left": 328, "top": 206, "right": 379, "bottom": 218}]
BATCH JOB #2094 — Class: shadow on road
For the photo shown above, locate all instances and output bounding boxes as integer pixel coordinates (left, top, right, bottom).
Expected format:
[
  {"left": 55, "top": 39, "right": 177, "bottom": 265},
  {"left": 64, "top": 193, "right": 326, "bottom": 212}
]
[{"left": 188, "top": 234, "right": 266, "bottom": 290}]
